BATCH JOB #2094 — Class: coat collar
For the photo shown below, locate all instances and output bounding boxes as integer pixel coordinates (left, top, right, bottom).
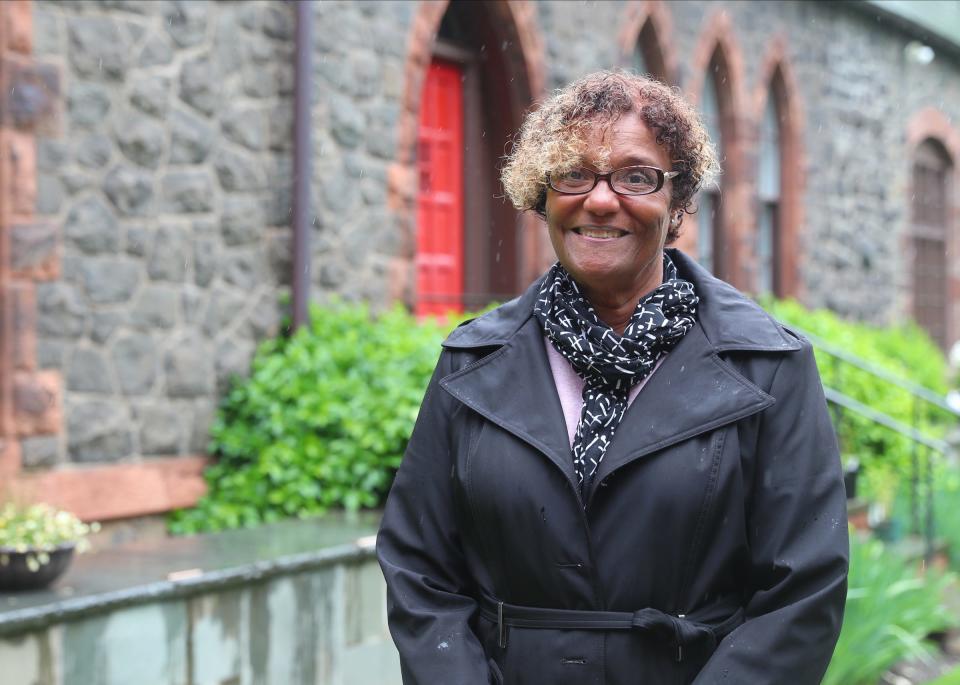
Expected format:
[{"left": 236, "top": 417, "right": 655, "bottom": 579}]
[
  {"left": 442, "top": 248, "right": 800, "bottom": 354},
  {"left": 439, "top": 248, "right": 799, "bottom": 506}
]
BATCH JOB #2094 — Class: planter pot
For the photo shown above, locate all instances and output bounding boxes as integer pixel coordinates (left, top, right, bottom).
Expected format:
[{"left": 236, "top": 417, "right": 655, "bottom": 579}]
[{"left": 0, "top": 543, "right": 76, "bottom": 592}]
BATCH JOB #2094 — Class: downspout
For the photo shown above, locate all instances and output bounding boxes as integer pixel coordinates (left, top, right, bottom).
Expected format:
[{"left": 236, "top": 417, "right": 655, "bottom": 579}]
[{"left": 292, "top": 0, "right": 313, "bottom": 330}]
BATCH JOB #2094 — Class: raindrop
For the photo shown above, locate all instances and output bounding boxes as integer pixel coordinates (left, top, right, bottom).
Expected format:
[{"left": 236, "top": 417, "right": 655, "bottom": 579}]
[
  {"left": 501, "top": 40, "right": 510, "bottom": 51},
  {"left": 98, "top": 58, "right": 103, "bottom": 71}
]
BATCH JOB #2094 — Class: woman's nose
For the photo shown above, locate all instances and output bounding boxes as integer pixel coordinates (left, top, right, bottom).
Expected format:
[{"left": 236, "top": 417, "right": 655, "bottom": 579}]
[{"left": 582, "top": 178, "right": 620, "bottom": 215}]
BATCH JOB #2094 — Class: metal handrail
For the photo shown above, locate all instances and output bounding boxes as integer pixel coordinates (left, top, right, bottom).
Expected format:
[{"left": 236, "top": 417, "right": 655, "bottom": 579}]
[
  {"left": 822, "top": 386, "right": 950, "bottom": 455},
  {"left": 789, "top": 324, "right": 960, "bottom": 419}
]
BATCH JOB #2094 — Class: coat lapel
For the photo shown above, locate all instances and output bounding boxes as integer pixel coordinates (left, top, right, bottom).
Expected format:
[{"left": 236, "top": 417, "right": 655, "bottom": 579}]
[
  {"left": 585, "top": 322, "right": 775, "bottom": 505},
  {"left": 440, "top": 316, "right": 576, "bottom": 485}
]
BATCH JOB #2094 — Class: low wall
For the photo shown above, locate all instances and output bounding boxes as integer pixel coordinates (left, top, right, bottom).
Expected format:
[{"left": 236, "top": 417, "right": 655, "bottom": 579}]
[{"left": 0, "top": 514, "right": 401, "bottom": 685}]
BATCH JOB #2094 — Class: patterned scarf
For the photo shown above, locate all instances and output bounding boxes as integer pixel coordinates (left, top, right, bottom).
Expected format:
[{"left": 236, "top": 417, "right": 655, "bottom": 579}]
[{"left": 533, "top": 254, "right": 698, "bottom": 498}]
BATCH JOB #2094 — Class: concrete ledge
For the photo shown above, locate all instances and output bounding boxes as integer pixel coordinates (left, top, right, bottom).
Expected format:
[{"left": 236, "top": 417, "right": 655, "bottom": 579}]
[{"left": 0, "top": 512, "right": 382, "bottom": 637}]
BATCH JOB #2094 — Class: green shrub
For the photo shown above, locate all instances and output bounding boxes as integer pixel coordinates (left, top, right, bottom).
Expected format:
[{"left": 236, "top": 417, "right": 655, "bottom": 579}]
[
  {"left": 168, "top": 302, "right": 464, "bottom": 535},
  {"left": 763, "top": 299, "right": 951, "bottom": 508},
  {"left": 824, "top": 533, "right": 957, "bottom": 685}
]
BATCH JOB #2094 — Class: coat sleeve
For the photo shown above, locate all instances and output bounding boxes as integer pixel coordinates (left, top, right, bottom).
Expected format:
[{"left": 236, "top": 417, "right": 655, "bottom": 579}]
[
  {"left": 693, "top": 341, "right": 849, "bottom": 685},
  {"left": 377, "top": 350, "right": 491, "bottom": 685}
]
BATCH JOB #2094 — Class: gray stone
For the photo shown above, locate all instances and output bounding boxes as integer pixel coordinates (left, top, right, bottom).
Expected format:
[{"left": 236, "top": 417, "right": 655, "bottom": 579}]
[
  {"left": 115, "top": 115, "right": 165, "bottom": 168},
  {"left": 32, "top": 8, "right": 63, "bottom": 57},
  {"left": 266, "top": 229, "right": 292, "bottom": 284},
  {"left": 320, "top": 172, "right": 359, "bottom": 214},
  {"left": 189, "top": 399, "right": 215, "bottom": 453},
  {"left": 193, "top": 237, "right": 218, "bottom": 287},
  {"left": 212, "top": 12, "right": 245, "bottom": 74},
  {"left": 214, "top": 148, "right": 265, "bottom": 192},
  {"left": 202, "top": 287, "right": 246, "bottom": 336},
  {"left": 222, "top": 249, "right": 265, "bottom": 291},
  {"left": 37, "top": 172, "right": 64, "bottom": 214},
  {"left": 67, "top": 347, "right": 113, "bottom": 394},
  {"left": 75, "top": 134, "right": 113, "bottom": 169},
  {"left": 130, "top": 76, "right": 170, "bottom": 118},
  {"left": 163, "top": 0, "right": 209, "bottom": 48},
  {"left": 182, "top": 286, "right": 205, "bottom": 324},
  {"left": 62, "top": 169, "right": 94, "bottom": 195},
  {"left": 103, "top": 165, "right": 154, "bottom": 216},
  {"left": 68, "top": 16, "right": 128, "bottom": 80},
  {"left": 137, "top": 404, "right": 183, "bottom": 455},
  {"left": 165, "top": 333, "right": 213, "bottom": 398},
  {"left": 221, "top": 196, "right": 264, "bottom": 246},
  {"left": 111, "top": 333, "right": 157, "bottom": 395},
  {"left": 91, "top": 310, "right": 126, "bottom": 344},
  {"left": 215, "top": 337, "right": 254, "bottom": 390},
  {"left": 37, "top": 282, "right": 87, "bottom": 338},
  {"left": 132, "top": 284, "right": 178, "bottom": 329},
  {"left": 125, "top": 224, "right": 149, "bottom": 257},
  {"left": 65, "top": 195, "right": 119, "bottom": 254},
  {"left": 267, "top": 104, "right": 293, "bottom": 151},
  {"left": 139, "top": 34, "right": 174, "bottom": 67},
  {"left": 319, "top": 261, "right": 345, "bottom": 288},
  {"left": 262, "top": 4, "right": 294, "bottom": 40},
  {"left": 68, "top": 82, "right": 112, "bottom": 129},
  {"left": 244, "top": 292, "right": 281, "bottom": 338},
  {"left": 241, "top": 62, "right": 288, "bottom": 99},
  {"left": 221, "top": 108, "right": 267, "bottom": 151},
  {"left": 179, "top": 53, "right": 219, "bottom": 115},
  {"left": 330, "top": 95, "right": 365, "bottom": 148},
  {"left": 38, "top": 340, "right": 67, "bottom": 369},
  {"left": 67, "top": 400, "right": 133, "bottom": 462},
  {"left": 38, "top": 139, "right": 68, "bottom": 171},
  {"left": 161, "top": 172, "right": 214, "bottom": 213},
  {"left": 80, "top": 258, "right": 141, "bottom": 304},
  {"left": 21, "top": 436, "right": 59, "bottom": 468},
  {"left": 148, "top": 225, "right": 187, "bottom": 282},
  {"left": 169, "top": 108, "right": 215, "bottom": 164}
]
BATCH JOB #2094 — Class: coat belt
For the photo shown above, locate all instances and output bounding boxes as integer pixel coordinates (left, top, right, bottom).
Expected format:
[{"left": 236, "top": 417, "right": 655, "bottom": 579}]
[{"left": 478, "top": 596, "right": 744, "bottom": 663}]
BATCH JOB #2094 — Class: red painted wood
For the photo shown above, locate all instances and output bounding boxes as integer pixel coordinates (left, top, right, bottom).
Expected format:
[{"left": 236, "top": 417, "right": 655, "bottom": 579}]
[{"left": 416, "top": 59, "right": 464, "bottom": 316}]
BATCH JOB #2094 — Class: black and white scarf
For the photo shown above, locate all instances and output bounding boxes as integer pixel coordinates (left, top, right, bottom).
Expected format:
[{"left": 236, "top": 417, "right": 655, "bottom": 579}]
[{"left": 533, "top": 254, "right": 698, "bottom": 497}]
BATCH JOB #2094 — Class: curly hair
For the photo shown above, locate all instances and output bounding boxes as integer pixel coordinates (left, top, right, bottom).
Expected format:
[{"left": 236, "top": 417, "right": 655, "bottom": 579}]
[{"left": 501, "top": 70, "right": 719, "bottom": 243}]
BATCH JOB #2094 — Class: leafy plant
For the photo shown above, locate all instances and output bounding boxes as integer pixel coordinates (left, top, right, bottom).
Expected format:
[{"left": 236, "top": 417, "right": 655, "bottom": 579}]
[
  {"left": 823, "top": 533, "right": 957, "bottom": 685},
  {"left": 168, "top": 301, "right": 469, "bottom": 534},
  {"left": 763, "top": 298, "right": 951, "bottom": 508},
  {"left": 0, "top": 503, "right": 99, "bottom": 572}
]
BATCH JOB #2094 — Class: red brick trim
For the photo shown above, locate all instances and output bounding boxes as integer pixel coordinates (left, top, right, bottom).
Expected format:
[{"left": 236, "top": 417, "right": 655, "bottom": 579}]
[
  {"left": 8, "top": 456, "right": 211, "bottom": 522},
  {"left": 616, "top": 0, "right": 678, "bottom": 85},
  {"left": 905, "top": 108, "right": 960, "bottom": 347},
  {"left": 390, "top": 1, "right": 548, "bottom": 306},
  {"left": 682, "top": 9, "right": 750, "bottom": 289},
  {"left": 751, "top": 36, "right": 805, "bottom": 300}
]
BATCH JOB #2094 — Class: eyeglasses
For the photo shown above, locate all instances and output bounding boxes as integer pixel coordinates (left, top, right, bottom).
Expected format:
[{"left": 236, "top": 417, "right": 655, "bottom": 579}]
[{"left": 547, "top": 165, "right": 680, "bottom": 196}]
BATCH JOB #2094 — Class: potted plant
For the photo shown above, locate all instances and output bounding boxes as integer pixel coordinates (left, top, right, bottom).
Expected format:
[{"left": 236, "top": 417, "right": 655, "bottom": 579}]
[{"left": 0, "top": 502, "right": 99, "bottom": 592}]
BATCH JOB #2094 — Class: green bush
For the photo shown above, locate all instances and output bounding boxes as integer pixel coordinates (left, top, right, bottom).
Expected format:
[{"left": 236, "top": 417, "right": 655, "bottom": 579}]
[
  {"left": 168, "top": 302, "right": 463, "bottom": 535},
  {"left": 763, "top": 299, "right": 951, "bottom": 507},
  {"left": 824, "top": 533, "right": 957, "bottom": 685}
]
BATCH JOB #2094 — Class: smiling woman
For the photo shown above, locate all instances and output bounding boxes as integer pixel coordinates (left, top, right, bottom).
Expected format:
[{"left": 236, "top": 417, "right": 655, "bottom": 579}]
[{"left": 378, "top": 70, "right": 849, "bottom": 685}]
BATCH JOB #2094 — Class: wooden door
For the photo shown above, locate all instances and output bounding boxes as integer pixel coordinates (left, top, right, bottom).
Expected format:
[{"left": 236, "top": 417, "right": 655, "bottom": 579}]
[{"left": 416, "top": 59, "right": 464, "bottom": 316}]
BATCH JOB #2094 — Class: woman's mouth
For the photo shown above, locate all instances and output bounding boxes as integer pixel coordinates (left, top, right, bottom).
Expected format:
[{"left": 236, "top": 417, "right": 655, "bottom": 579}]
[{"left": 573, "top": 227, "right": 628, "bottom": 239}]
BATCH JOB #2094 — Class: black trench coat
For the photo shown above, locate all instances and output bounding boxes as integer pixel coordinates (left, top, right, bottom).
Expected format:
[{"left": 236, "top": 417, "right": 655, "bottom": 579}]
[{"left": 378, "top": 249, "right": 849, "bottom": 685}]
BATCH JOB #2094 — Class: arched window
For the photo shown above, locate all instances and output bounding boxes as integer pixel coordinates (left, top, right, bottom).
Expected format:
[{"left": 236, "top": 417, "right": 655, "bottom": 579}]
[
  {"left": 911, "top": 139, "right": 952, "bottom": 348},
  {"left": 697, "top": 50, "right": 730, "bottom": 279},
  {"left": 415, "top": 2, "right": 534, "bottom": 316},
  {"left": 756, "top": 85, "right": 781, "bottom": 296},
  {"left": 632, "top": 20, "right": 668, "bottom": 83}
]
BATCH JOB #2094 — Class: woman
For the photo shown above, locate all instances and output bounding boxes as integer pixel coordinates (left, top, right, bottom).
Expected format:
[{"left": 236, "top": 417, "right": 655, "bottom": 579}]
[{"left": 378, "top": 71, "right": 848, "bottom": 685}]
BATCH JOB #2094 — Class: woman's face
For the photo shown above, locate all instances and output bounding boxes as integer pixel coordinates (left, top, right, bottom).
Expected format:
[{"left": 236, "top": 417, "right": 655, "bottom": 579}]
[{"left": 545, "top": 112, "right": 674, "bottom": 299}]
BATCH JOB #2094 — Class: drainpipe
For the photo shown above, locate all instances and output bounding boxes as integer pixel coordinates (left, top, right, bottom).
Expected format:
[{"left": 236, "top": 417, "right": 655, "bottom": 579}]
[{"left": 292, "top": 0, "right": 313, "bottom": 330}]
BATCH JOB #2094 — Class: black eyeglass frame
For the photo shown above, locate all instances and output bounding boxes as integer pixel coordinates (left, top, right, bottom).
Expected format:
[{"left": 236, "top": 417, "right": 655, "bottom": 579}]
[{"left": 547, "top": 165, "right": 681, "bottom": 197}]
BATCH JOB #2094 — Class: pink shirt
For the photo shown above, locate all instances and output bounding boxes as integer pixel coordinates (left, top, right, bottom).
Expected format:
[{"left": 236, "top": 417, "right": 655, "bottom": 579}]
[{"left": 544, "top": 339, "right": 665, "bottom": 447}]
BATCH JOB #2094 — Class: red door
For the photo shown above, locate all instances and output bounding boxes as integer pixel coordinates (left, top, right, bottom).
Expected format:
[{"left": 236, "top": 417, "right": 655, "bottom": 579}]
[{"left": 416, "top": 59, "right": 464, "bottom": 316}]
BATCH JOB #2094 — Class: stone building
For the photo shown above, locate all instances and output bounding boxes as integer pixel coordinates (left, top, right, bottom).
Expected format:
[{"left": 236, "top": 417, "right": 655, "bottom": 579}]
[{"left": 0, "top": 0, "right": 957, "bottom": 522}]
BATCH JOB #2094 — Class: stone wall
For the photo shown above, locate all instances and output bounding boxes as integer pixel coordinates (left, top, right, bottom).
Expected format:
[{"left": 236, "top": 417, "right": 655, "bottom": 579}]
[
  {"left": 30, "top": 0, "right": 294, "bottom": 467},
  {"left": 13, "top": 0, "right": 960, "bottom": 484}
]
